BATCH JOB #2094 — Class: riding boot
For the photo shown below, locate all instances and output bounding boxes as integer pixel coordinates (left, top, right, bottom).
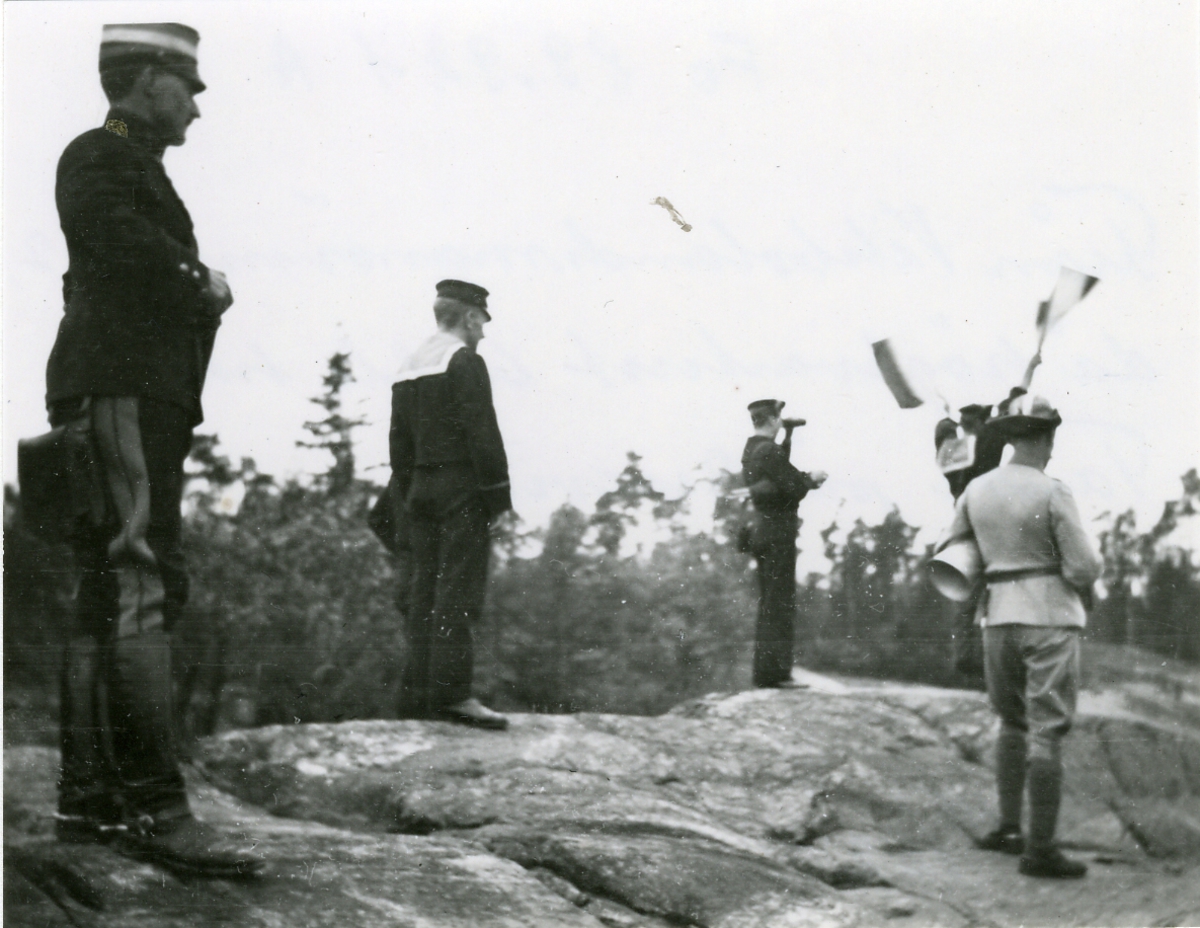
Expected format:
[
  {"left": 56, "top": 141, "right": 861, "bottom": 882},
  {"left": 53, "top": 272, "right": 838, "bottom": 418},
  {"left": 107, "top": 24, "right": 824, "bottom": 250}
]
[{"left": 1020, "top": 756, "right": 1086, "bottom": 878}]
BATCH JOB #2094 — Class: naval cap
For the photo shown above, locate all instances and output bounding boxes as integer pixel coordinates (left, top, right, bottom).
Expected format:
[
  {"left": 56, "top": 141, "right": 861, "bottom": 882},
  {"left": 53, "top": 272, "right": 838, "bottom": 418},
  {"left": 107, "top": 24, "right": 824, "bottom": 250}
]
[
  {"left": 747, "top": 399, "right": 784, "bottom": 416},
  {"left": 100, "top": 23, "right": 204, "bottom": 92},
  {"left": 436, "top": 280, "right": 490, "bottom": 317},
  {"left": 990, "top": 393, "right": 1062, "bottom": 439}
]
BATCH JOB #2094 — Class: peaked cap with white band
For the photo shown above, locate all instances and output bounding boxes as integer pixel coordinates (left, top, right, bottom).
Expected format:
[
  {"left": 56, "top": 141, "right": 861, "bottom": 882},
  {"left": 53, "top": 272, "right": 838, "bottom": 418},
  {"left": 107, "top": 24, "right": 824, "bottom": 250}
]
[{"left": 100, "top": 23, "right": 204, "bottom": 92}]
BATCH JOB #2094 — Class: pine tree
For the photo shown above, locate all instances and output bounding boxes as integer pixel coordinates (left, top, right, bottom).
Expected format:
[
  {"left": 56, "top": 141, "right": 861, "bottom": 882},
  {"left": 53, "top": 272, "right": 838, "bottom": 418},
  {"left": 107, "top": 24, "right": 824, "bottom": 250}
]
[{"left": 297, "top": 353, "right": 365, "bottom": 495}]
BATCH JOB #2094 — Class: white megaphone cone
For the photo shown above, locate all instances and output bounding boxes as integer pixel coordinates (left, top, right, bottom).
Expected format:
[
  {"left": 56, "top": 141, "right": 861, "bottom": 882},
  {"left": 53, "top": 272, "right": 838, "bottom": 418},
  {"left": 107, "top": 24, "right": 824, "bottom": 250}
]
[{"left": 929, "top": 535, "right": 983, "bottom": 602}]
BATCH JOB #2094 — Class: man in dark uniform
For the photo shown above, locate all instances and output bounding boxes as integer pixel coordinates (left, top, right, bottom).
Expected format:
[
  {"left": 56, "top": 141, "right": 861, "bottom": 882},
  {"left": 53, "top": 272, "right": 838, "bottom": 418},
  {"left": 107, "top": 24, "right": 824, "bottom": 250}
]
[
  {"left": 935, "top": 403, "right": 1008, "bottom": 500},
  {"left": 934, "top": 353, "right": 1043, "bottom": 500},
  {"left": 45, "top": 23, "right": 260, "bottom": 876},
  {"left": 741, "top": 400, "right": 827, "bottom": 688},
  {"left": 389, "top": 280, "right": 512, "bottom": 729}
]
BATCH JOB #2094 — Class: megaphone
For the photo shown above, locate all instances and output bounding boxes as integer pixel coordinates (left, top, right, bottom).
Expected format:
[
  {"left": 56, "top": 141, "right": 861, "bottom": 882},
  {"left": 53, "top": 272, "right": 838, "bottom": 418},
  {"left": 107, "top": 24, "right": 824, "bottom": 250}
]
[{"left": 929, "top": 535, "right": 983, "bottom": 601}]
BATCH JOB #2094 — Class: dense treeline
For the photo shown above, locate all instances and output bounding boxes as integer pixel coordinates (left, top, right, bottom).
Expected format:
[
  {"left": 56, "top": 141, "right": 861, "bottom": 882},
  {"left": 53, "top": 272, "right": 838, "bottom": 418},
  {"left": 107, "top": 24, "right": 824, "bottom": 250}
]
[{"left": 5, "top": 357, "right": 1198, "bottom": 733}]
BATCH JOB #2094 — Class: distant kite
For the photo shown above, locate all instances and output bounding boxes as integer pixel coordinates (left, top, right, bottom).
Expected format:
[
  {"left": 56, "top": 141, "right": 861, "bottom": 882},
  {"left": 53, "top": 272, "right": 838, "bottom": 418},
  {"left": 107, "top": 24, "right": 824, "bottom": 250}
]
[{"left": 652, "top": 197, "right": 692, "bottom": 232}]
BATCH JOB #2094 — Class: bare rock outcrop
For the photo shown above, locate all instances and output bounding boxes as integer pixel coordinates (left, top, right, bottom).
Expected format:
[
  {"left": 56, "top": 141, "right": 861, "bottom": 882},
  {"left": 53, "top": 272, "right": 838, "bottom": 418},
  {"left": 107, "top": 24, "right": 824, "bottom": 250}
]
[{"left": 7, "top": 664, "right": 1200, "bottom": 927}]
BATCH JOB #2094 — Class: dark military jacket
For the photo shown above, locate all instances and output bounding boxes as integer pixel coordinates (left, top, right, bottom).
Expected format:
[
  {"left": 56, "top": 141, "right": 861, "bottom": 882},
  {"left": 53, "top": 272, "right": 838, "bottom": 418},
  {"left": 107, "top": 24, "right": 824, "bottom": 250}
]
[
  {"left": 390, "top": 335, "right": 512, "bottom": 519},
  {"left": 741, "top": 435, "right": 817, "bottom": 516},
  {"left": 935, "top": 418, "right": 1008, "bottom": 500},
  {"left": 45, "top": 109, "right": 219, "bottom": 425}
]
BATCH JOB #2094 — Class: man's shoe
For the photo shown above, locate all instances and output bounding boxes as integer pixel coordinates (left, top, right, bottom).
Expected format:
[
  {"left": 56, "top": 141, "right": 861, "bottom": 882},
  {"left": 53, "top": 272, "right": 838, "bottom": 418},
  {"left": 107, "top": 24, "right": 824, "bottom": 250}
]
[
  {"left": 1018, "top": 846, "right": 1087, "bottom": 879},
  {"left": 976, "top": 826, "right": 1024, "bottom": 855},
  {"left": 435, "top": 698, "right": 509, "bottom": 730},
  {"left": 756, "top": 679, "right": 809, "bottom": 690},
  {"left": 116, "top": 814, "right": 265, "bottom": 879},
  {"left": 54, "top": 813, "right": 127, "bottom": 845}
]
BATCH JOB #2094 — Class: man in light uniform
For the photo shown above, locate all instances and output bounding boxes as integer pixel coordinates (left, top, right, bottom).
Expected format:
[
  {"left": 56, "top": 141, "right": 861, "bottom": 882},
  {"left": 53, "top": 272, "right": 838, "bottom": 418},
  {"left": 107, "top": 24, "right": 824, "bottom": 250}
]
[{"left": 947, "top": 395, "right": 1100, "bottom": 878}]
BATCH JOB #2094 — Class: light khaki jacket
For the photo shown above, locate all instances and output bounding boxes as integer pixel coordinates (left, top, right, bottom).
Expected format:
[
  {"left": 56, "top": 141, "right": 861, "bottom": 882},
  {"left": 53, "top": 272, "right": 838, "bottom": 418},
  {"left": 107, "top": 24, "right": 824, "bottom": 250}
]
[{"left": 949, "top": 464, "right": 1101, "bottom": 627}]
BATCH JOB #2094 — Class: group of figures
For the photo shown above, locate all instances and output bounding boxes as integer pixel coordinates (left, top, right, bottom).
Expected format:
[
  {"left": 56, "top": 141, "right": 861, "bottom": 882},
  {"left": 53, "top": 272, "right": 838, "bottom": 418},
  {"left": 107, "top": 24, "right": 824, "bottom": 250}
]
[{"left": 29, "top": 23, "right": 1101, "bottom": 883}]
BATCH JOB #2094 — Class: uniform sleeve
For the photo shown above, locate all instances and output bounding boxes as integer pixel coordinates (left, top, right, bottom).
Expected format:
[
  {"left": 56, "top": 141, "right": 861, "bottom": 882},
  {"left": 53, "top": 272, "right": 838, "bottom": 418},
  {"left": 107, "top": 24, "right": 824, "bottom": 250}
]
[
  {"left": 57, "top": 135, "right": 214, "bottom": 325},
  {"left": 943, "top": 489, "right": 974, "bottom": 550},
  {"left": 447, "top": 350, "right": 512, "bottom": 516},
  {"left": 935, "top": 418, "right": 958, "bottom": 449},
  {"left": 389, "top": 381, "right": 417, "bottom": 503},
  {"left": 1049, "top": 481, "right": 1102, "bottom": 590},
  {"left": 748, "top": 442, "right": 815, "bottom": 504}
]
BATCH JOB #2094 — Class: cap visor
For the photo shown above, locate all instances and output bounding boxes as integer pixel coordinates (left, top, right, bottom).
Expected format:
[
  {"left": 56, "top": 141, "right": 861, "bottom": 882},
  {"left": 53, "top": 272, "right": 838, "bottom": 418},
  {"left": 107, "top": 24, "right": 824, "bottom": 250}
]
[{"left": 167, "top": 62, "right": 205, "bottom": 92}]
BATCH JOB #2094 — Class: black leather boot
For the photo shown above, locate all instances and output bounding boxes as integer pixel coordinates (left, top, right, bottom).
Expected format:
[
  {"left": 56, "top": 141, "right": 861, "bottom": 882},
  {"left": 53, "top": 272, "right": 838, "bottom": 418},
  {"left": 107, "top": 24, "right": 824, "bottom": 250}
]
[{"left": 1019, "top": 758, "right": 1086, "bottom": 878}]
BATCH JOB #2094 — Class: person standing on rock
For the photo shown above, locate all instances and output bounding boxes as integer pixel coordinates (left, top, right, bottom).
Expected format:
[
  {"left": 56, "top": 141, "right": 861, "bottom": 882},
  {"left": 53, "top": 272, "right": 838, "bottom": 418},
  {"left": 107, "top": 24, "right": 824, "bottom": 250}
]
[
  {"left": 935, "top": 355, "right": 1043, "bottom": 680},
  {"left": 389, "top": 280, "right": 512, "bottom": 729},
  {"left": 946, "top": 394, "right": 1101, "bottom": 878},
  {"left": 44, "top": 23, "right": 261, "bottom": 876},
  {"left": 741, "top": 400, "right": 827, "bottom": 689}
]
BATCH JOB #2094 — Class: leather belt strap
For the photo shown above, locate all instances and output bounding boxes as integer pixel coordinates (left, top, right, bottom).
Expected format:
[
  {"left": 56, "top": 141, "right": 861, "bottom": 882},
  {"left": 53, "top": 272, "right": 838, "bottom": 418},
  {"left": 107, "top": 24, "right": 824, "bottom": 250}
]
[{"left": 985, "top": 565, "right": 1061, "bottom": 584}]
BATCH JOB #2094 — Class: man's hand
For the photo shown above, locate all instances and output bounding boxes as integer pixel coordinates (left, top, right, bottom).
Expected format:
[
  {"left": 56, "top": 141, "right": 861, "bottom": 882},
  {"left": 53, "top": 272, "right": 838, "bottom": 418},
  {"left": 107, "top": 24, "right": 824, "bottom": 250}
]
[
  {"left": 490, "top": 508, "right": 518, "bottom": 533},
  {"left": 206, "top": 269, "right": 234, "bottom": 315},
  {"left": 809, "top": 470, "right": 828, "bottom": 488}
]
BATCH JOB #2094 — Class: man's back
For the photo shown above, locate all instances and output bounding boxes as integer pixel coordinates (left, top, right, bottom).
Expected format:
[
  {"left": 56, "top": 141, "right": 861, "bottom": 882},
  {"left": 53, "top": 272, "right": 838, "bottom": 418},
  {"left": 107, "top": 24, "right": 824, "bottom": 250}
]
[
  {"left": 956, "top": 464, "right": 1101, "bottom": 626},
  {"left": 390, "top": 333, "right": 510, "bottom": 516}
]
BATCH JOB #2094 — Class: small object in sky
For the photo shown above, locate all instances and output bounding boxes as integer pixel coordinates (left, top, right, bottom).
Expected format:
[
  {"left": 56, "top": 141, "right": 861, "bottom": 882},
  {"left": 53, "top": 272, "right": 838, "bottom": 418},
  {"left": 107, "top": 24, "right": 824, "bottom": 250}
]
[
  {"left": 652, "top": 197, "right": 692, "bottom": 231},
  {"left": 1036, "top": 267, "right": 1100, "bottom": 347},
  {"left": 872, "top": 339, "right": 924, "bottom": 409}
]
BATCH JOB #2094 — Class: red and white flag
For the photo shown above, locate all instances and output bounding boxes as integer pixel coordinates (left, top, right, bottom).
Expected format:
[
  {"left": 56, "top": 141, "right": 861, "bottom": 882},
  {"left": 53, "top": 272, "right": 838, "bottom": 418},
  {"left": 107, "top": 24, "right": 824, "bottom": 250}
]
[
  {"left": 1036, "top": 267, "right": 1099, "bottom": 346},
  {"left": 872, "top": 339, "right": 923, "bottom": 409}
]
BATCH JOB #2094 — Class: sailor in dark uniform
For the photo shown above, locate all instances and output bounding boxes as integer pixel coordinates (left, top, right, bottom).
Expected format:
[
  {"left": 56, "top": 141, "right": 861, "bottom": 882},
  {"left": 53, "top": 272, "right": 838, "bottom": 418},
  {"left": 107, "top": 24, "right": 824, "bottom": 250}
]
[
  {"left": 389, "top": 280, "right": 512, "bottom": 729},
  {"left": 936, "top": 404, "right": 1008, "bottom": 500},
  {"left": 741, "top": 400, "right": 827, "bottom": 688},
  {"left": 934, "top": 353, "right": 1043, "bottom": 500},
  {"left": 44, "top": 23, "right": 260, "bottom": 875}
]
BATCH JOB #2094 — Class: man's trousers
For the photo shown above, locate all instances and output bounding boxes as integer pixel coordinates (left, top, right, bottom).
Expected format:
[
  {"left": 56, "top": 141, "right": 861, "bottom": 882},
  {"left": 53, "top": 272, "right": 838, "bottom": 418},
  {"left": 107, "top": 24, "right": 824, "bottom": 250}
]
[
  {"left": 54, "top": 397, "right": 193, "bottom": 822},
  {"left": 402, "top": 495, "right": 491, "bottom": 715},
  {"left": 983, "top": 624, "right": 1080, "bottom": 762},
  {"left": 753, "top": 514, "right": 799, "bottom": 688}
]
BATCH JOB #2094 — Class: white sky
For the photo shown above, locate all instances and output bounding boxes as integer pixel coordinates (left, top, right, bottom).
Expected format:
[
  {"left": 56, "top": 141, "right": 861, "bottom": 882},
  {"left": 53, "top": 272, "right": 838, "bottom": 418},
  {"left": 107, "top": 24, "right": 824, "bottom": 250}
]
[{"left": 3, "top": 1, "right": 1198, "bottom": 570}]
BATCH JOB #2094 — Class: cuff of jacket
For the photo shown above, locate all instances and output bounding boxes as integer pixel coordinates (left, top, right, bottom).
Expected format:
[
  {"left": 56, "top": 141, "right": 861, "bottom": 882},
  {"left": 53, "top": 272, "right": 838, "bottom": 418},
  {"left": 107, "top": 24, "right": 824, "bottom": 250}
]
[
  {"left": 177, "top": 258, "right": 209, "bottom": 291},
  {"left": 480, "top": 482, "right": 512, "bottom": 518},
  {"left": 176, "top": 259, "right": 222, "bottom": 327}
]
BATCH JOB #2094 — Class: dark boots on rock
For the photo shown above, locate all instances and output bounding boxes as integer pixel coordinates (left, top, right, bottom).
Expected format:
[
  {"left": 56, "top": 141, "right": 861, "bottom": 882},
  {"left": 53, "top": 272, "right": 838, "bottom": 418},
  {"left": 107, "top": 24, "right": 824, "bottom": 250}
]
[
  {"left": 976, "top": 825, "right": 1024, "bottom": 855},
  {"left": 1019, "top": 846, "right": 1087, "bottom": 879},
  {"left": 977, "top": 728, "right": 1027, "bottom": 855},
  {"left": 1018, "top": 757, "right": 1086, "bottom": 879},
  {"left": 57, "top": 804, "right": 265, "bottom": 878},
  {"left": 115, "top": 811, "right": 265, "bottom": 879},
  {"left": 980, "top": 745, "right": 1086, "bottom": 878}
]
